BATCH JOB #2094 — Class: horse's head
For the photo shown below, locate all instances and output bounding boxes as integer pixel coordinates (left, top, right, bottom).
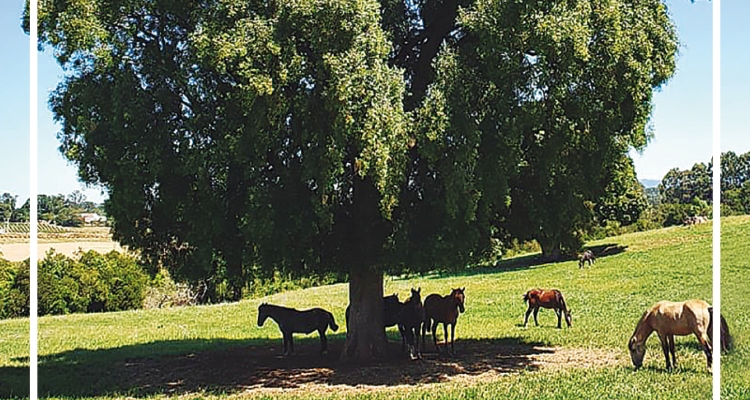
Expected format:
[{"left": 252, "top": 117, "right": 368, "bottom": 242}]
[
  {"left": 451, "top": 287, "right": 466, "bottom": 313},
  {"left": 564, "top": 309, "right": 573, "bottom": 327},
  {"left": 410, "top": 287, "right": 421, "bottom": 303},
  {"left": 257, "top": 303, "right": 269, "bottom": 327},
  {"left": 628, "top": 336, "right": 646, "bottom": 370}
]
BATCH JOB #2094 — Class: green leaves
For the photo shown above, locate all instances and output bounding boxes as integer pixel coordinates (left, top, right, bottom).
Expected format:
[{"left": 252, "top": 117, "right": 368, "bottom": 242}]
[{"left": 36, "top": 0, "right": 680, "bottom": 286}]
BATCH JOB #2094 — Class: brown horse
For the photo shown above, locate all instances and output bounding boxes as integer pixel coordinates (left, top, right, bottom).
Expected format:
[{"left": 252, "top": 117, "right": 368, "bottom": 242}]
[
  {"left": 523, "top": 288, "right": 572, "bottom": 329},
  {"left": 628, "top": 299, "right": 712, "bottom": 372},
  {"left": 422, "top": 288, "right": 465, "bottom": 355}
]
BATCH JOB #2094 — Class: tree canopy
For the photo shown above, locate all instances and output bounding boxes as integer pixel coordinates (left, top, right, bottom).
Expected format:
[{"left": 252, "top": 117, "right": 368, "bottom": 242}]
[{"left": 32, "top": 0, "right": 678, "bottom": 361}]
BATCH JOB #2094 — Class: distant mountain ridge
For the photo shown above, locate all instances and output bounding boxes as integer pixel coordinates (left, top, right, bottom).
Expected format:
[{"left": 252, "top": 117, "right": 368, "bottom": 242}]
[{"left": 640, "top": 179, "right": 660, "bottom": 188}]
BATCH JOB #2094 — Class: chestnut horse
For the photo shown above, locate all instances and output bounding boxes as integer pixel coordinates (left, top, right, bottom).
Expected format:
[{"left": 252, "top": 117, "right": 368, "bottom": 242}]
[
  {"left": 523, "top": 288, "right": 572, "bottom": 329},
  {"left": 628, "top": 299, "right": 712, "bottom": 372},
  {"left": 422, "top": 288, "right": 465, "bottom": 355}
]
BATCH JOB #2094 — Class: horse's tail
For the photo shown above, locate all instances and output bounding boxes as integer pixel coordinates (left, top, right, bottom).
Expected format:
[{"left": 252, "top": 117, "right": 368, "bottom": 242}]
[
  {"left": 556, "top": 291, "right": 568, "bottom": 311},
  {"left": 708, "top": 307, "right": 733, "bottom": 352},
  {"left": 522, "top": 292, "right": 530, "bottom": 303},
  {"left": 328, "top": 311, "right": 339, "bottom": 332}
]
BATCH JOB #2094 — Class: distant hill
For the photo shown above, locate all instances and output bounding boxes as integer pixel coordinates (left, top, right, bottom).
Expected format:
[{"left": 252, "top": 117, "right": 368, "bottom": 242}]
[{"left": 639, "top": 179, "right": 660, "bottom": 188}]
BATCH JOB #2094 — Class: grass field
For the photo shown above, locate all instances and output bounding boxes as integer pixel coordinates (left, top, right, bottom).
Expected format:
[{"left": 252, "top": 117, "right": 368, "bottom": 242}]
[
  {"left": 720, "top": 215, "right": 750, "bottom": 399},
  {"left": 1, "top": 221, "right": 716, "bottom": 399}
]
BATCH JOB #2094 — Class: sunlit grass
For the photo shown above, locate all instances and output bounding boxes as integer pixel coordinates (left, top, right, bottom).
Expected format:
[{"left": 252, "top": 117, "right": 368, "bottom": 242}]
[
  {"left": 21, "top": 221, "right": 714, "bottom": 399},
  {"left": 720, "top": 215, "right": 750, "bottom": 399}
]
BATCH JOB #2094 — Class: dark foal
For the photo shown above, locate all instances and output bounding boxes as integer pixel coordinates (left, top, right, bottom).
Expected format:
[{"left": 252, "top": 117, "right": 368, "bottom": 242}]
[
  {"left": 257, "top": 303, "right": 338, "bottom": 355},
  {"left": 399, "top": 288, "right": 425, "bottom": 359}
]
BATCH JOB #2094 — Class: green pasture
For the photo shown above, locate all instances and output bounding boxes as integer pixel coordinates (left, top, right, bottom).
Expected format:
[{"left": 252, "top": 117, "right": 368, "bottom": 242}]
[
  {"left": 721, "top": 215, "right": 750, "bottom": 399},
  {"left": 1, "top": 221, "right": 717, "bottom": 399}
]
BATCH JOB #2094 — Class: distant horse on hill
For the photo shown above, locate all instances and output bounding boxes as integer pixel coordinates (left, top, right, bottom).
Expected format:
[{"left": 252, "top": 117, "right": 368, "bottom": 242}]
[
  {"left": 579, "top": 250, "right": 596, "bottom": 268},
  {"left": 628, "top": 299, "right": 713, "bottom": 372},
  {"left": 422, "top": 288, "right": 466, "bottom": 355},
  {"left": 257, "top": 303, "right": 338, "bottom": 355},
  {"left": 523, "top": 288, "right": 572, "bottom": 329}
]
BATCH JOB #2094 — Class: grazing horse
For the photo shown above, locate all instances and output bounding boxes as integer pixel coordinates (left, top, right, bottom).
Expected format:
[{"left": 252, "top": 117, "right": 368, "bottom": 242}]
[
  {"left": 257, "top": 303, "right": 338, "bottom": 355},
  {"left": 579, "top": 250, "right": 596, "bottom": 268},
  {"left": 628, "top": 299, "right": 712, "bottom": 372},
  {"left": 523, "top": 288, "right": 572, "bottom": 329},
  {"left": 422, "top": 288, "right": 466, "bottom": 355},
  {"left": 399, "top": 287, "right": 425, "bottom": 359}
]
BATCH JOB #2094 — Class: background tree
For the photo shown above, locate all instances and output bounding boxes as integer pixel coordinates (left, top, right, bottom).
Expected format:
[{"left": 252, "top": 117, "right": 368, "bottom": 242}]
[
  {"left": 12, "top": 199, "right": 30, "bottom": 223},
  {"left": 451, "top": 1, "right": 677, "bottom": 258},
  {"left": 0, "top": 193, "right": 17, "bottom": 224},
  {"left": 659, "top": 162, "right": 712, "bottom": 205},
  {"left": 33, "top": 0, "right": 678, "bottom": 361},
  {"left": 721, "top": 150, "right": 750, "bottom": 215}
]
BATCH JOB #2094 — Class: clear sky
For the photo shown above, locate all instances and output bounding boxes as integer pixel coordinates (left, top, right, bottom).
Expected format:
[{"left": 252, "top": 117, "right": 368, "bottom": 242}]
[
  {"left": 0, "top": 1, "right": 30, "bottom": 204},
  {"left": 0, "top": 0, "right": 737, "bottom": 204},
  {"left": 721, "top": 1, "right": 750, "bottom": 155}
]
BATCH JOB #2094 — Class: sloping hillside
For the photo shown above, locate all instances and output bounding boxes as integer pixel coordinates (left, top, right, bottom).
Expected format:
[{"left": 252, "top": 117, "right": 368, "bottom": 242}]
[{"left": 2, "top": 221, "right": 714, "bottom": 399}]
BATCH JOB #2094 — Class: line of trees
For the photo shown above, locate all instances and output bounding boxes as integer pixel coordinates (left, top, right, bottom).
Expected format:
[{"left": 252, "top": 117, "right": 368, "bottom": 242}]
[
  {"left": 656, "top": 150, "right": 750, "bottom": 216},
  {"left": 38, "top": 191, "right": 105, "bottom": 227},
  {"left": 0, "top": 191, "right": 106, "bottom": 227}
]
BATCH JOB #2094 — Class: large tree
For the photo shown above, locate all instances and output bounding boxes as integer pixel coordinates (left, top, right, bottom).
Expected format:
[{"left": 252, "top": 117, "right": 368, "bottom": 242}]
[{"left": 32, "top": 0, "right": 678, "bottom": 361}]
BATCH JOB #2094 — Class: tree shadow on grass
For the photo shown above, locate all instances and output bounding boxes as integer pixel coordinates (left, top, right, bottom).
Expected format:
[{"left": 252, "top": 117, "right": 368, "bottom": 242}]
[
  {"left": 427, "top": 243, "right": 628, "bottom": 279},
  {"left": 0, "top": 366, "right": 30, "bottom": 399},
  {"left": 34, "top": 335, "right": 551, "bottom": 398}
]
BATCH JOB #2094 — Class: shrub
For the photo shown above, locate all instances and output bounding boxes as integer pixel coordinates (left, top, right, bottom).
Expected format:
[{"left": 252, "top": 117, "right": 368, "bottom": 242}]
[
  {"left": 38, "top": 250, "right": 148, "bottom": 316},
  {"left": 0, "top": 258, "right": 29, "bottom": 319}
]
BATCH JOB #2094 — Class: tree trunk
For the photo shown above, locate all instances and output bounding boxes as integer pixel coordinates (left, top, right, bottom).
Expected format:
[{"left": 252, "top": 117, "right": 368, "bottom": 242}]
[
  {"left": 540, "top": 238, "right": 562, "bottom": 261},
  {"left": 340, "top": 266, "right": 387, "bottom": 362}
]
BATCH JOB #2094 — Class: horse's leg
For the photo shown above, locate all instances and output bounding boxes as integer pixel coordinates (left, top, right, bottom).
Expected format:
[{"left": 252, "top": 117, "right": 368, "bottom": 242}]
[
  {"left": 533, "top": 307, "right": 540, "bottom": 326},
  {"left": 668, "top": 335, "right": 676, "bottom": 368},
  {"left": 443, "top": 323, "right": 449, "bottom": 355},
  {"left": 450, "top": 322, "right": 456, "bottom": 355},
  {"left": 658, "top": 333, "right": 671, "bottom": 371},
  {"left": 696, "top": 331, "right": 713, "bottom": 371},
  {"left": 555, "top": 308, "right": 562, "bottom": 329},
  {"left": 415, "top": 325, "right": 422, "bottom": 359},
  {"left": 524, "top": 305, "right": 533, "bottom": 327},
  {"left": 432, "top": 320, "right": 439, "bottom": 353},
  {"left": 318, "top": 329, "right": 328, "bottom": 354},
  {"left": 282, "top": 331, "right": 291, "bottom": 355}
]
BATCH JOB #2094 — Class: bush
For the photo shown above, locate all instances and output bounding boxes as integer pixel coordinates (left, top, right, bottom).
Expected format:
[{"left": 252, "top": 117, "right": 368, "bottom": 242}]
[
  {"left": 0, "top": 258, "right": 29, "bottom": 319},
  {"left": 38, "top": 250, "right": 148, "bottom": 316}
]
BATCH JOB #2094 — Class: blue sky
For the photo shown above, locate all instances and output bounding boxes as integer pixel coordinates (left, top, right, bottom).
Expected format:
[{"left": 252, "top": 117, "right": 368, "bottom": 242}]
[
  {"left": 0, "top": 1, "right": 30, "bottom": 204},
  {"left": 0, "top": 0, "right": 741, "bottom": 204}
]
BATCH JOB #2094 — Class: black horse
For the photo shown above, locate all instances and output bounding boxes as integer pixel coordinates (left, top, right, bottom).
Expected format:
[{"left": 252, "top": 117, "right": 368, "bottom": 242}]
[
  {"left": 399, "top": 287, "right": 424, "bottom": 359},
  {"left": 257, "top": 303, "right": 339, "bottom": 355}
]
